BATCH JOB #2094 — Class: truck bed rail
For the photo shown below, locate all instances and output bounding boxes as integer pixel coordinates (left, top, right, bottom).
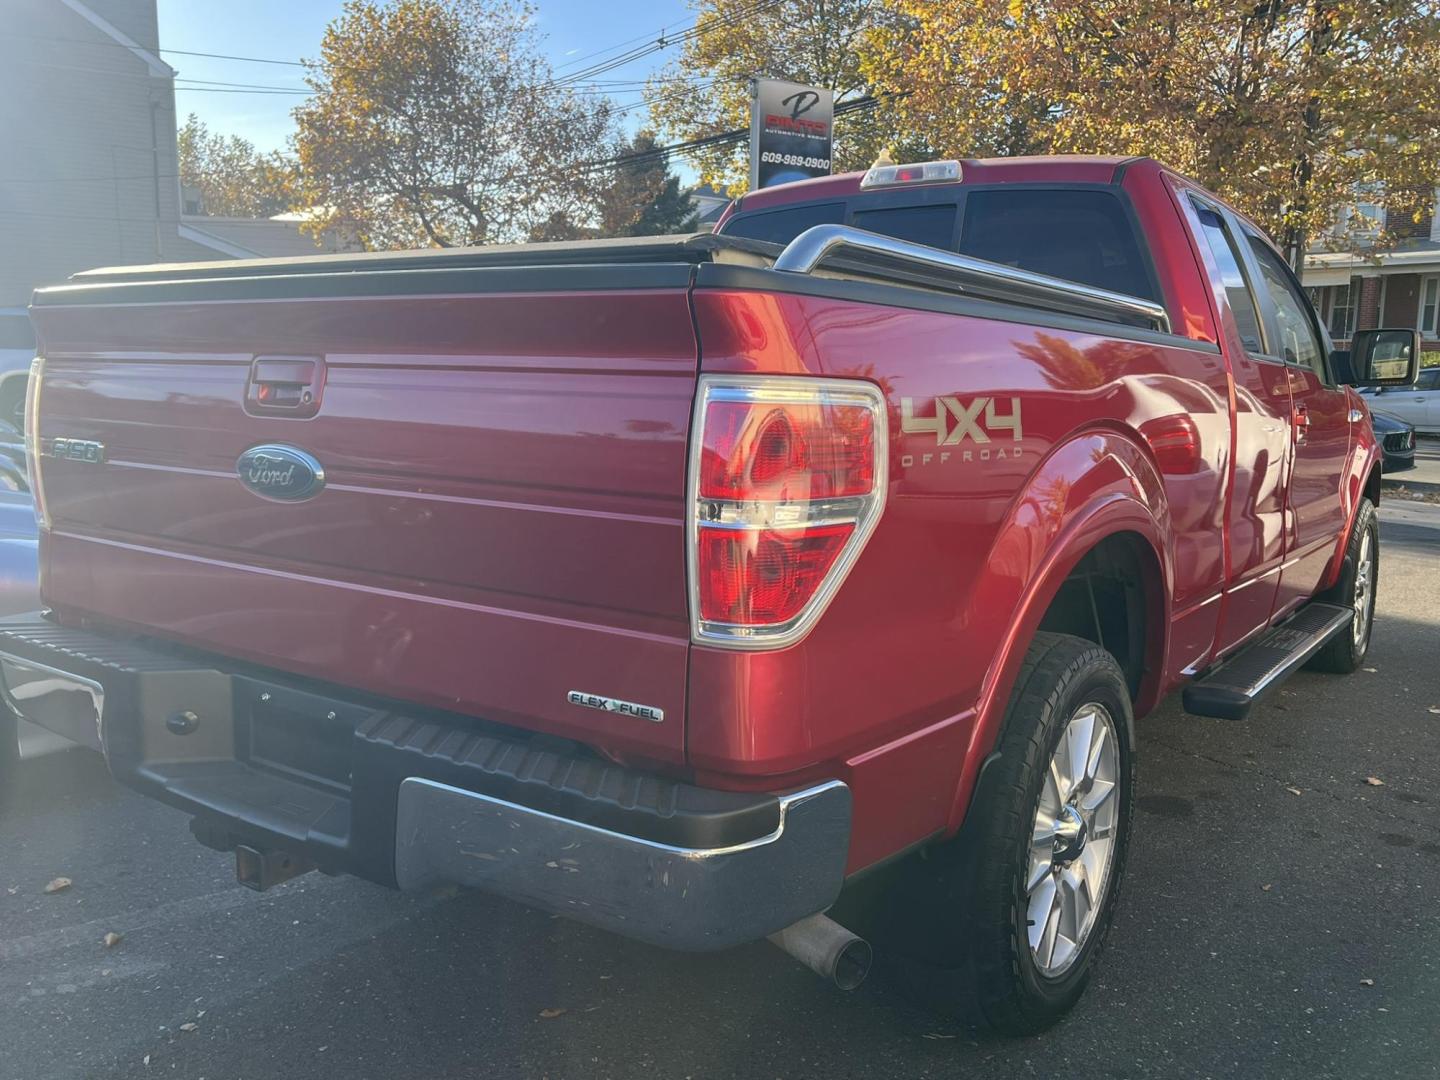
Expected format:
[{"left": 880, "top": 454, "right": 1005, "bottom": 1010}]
[{"left": 772, "top": 224, "right": 1172, "bottom": 334}]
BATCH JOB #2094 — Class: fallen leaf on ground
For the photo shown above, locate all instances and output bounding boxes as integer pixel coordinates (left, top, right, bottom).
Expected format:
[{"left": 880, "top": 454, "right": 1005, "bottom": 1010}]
[
  {"left": 179, "top": 1022, "right": 198, "bottom": 1033},
  {"left": 1364, "top": 776, "right": 1386, "bottom": 787},
  {"left": 43, "top": 877, "right": 72, "bottom": 894},
  {"left": 102, "top": 931, "right": 122, "bottom": 948},
  {"left": 142, "top": 1055, "right": 150, "bottom": 1066},
  {"left": 1285, "top": 786, "right": 1303, "bottom": 796},
  {"left": 1360, "top": 978, "right": 1375, "bottom": 988},
  {"left": 538, "top": 1007, "right": 566, "bottom": 1019},
  {"left": 1363, "top": 667, "right": 1378, "bottom": 673},
  {"left": 922, "top": 1033, "right": 957, "bottom": 1040},
  {"left": 1261, "top": 884, "right": 1273, "bottom": 891},
  {"left": 5, "top": 886, "right": 16, "bottom": 895},
  {"left": 1428, "top": 707, "right": 1440, "bottom": 715}
]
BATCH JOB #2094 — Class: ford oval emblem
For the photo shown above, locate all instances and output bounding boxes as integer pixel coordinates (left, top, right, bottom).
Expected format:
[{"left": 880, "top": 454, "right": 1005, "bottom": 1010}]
[{"left": 236, "top": 444, "right": 325, "bottom": 502}]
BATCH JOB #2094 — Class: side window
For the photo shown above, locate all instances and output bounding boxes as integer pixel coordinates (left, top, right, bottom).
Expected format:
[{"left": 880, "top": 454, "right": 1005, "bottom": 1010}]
[
  {"left": 1192, "top": 205, "right": 1264, "bottom": 353},
  {"left": 1246, "top": 237, "right": 1327, "bottom": 379},
  {"left": 851, "top": 204, "right": 957, "bottom": 248},
  {"left": 720, "top": 201, "right": 845, "bottom": 245},
  {"left": 1420, "top": 369, "right": 1440, "bottom": 391}
]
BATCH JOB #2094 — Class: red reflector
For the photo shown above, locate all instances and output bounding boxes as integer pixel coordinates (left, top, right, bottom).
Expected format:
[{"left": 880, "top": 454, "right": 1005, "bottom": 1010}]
[
  {"left": 697, "top": 523, "right": 854, "bottom": 625},
  {"left": 699, "top": 400, "right": 875, "bottom": 500},
  {"left": 1140, "top": 415, "right": 1201, "bottom": 475}
]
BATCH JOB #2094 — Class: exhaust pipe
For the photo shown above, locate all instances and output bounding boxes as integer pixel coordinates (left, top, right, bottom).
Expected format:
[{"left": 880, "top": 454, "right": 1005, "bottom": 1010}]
[{"left": 768, "top": 913, "right": 872, "bottom": 991}]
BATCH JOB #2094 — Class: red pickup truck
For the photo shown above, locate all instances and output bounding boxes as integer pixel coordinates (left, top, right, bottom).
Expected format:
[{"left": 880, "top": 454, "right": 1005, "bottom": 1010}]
[{"left": 0, "top": 156, "right": 1420, "bottom": 1033}]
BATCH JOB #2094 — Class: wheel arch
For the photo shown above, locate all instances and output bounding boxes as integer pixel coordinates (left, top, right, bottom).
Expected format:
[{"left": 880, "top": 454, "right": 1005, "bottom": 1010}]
[{"left": 943, "top": 431, "right": 1174, "bottom": 836}]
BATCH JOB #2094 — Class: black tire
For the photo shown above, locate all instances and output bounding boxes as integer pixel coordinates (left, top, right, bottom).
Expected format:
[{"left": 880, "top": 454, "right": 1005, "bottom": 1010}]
[
  {"left": 1307, "top": 497, "right": 1378, "bottom": 674},
  {"left": 879, "top": 633, "right": 1136, "bottom": 1035}
]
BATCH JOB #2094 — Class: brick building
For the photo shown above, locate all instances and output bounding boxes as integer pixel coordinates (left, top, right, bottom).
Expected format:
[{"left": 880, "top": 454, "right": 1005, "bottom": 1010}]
[{"left": 1301, "top": 192, "right": 1440, "bottom": 352}]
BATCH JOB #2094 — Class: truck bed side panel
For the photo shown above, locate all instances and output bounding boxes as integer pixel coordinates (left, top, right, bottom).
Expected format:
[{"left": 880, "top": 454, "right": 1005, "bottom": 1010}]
[{"left": 686, "top": 279, "right": 1232, "bottom": 868}]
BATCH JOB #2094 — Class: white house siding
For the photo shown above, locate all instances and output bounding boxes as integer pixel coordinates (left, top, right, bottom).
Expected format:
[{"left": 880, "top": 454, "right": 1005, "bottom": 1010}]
[{"left": 0, "top": 0, "right": 193, "bottom": 313}]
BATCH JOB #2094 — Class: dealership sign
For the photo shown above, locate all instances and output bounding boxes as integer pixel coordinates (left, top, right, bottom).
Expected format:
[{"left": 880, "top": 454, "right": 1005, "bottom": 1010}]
[{"left": 749, "top": 78, "right": 834, "bottom": 190}]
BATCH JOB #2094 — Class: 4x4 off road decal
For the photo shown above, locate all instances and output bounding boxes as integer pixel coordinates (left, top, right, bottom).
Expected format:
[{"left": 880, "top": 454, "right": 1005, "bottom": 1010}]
[{"left": 900, "top": 396, "right": 1023, "bottom": 466}]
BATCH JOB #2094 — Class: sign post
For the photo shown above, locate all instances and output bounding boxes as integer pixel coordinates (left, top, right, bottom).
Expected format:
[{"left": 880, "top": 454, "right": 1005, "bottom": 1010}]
[{"left": 749, "top": 78, "right": 834, "bottom": 191}]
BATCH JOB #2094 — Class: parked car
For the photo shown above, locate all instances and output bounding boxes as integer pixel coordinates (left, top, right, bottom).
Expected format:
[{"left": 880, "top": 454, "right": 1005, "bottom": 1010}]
[
  {"left": 0, "top": 156, "right": 1419, "bottom": 1034},
  {"left": 0, "top": 311, "right": 38, "bottom": 433},
  {"left": 1373, "top": 410, "right": 1417, "bottom": 472},
  {"left": 1359, "top": 366, "right": 1440, "bottom": 433},
  {"left": 0, "top": 484, "right": 42, "bottom": 794}
]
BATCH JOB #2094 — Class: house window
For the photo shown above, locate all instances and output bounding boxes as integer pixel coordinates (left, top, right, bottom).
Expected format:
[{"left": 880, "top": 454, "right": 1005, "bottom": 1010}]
[
  {"left": 1351, "top": 202, "right": 1385, "bottom": 235},
  {"left": 1421, "top": 276, "right": 1439, "bottom": 337},
  {"left": 1344, "top": 183, "right": 1386, "bottom": 238},
  {"left": 1323, "top": 276, "right": 1361, "bottom": 338}
]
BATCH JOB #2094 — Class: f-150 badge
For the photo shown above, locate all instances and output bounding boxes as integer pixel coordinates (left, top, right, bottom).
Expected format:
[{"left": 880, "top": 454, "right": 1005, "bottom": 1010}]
[{"left": 43, "top": 437, "right": 106, "bottom": 464}]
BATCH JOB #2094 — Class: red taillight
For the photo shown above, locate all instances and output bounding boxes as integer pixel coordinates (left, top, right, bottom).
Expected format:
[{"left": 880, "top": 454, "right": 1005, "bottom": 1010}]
[
  {"left": 697, "top": 523, "right": 854, "bottom": 625},
  {"left": 698, "top": 400, "right": 875, "bottom": 500},
  {"left": 689, "top": 377, "right": 887, "bottom": 648}
]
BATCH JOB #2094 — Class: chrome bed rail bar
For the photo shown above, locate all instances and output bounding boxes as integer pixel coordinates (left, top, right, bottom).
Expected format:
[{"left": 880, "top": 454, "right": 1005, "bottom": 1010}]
[{"left": 772, "top": 224, "right": 1172, "bottom": 334}]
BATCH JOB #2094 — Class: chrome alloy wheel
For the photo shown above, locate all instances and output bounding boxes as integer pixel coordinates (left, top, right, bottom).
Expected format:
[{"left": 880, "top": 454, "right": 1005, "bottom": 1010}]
[
  {"left": 1352, "top": 527, "right": 1375, "bottom": 650},
  {"left": 1025, "top": 702, "right": 1121, "bottom": 978}
]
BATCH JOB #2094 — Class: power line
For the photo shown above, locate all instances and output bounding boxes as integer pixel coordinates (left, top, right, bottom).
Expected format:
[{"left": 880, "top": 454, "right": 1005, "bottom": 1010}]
[
  {"left": 543, "top": 0, "right": 787, "bottom": 89},
  {"left": 1, "top": 93, "right": 887, "bottom": 189},
  {"left": 580, "top": 95, "right": 885, "bottom": 176},
  {"left": 550, "top": 13, "right": 696, "bottom": 74},
  {"left": 176, "top": 87, "right": 311, "bottom": 95},
  {"left": 14, "top": 56, "right": 311, "bottom": 93},
  {"left": 6, "top": 30, "right": 306, "bottom": 67}
]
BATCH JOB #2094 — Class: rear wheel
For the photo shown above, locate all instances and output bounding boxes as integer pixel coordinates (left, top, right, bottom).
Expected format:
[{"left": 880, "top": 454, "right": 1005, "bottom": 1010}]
[
  {"left": 1308, "top": 498, "right": 1378, "bottom": 674},
  {"left": 879, "top": 633, "right": 1136, "bottom": 1034}
]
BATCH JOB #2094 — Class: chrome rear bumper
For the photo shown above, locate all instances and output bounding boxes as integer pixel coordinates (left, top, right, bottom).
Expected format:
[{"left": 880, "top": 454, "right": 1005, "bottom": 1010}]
[
  {"left": 0, "top": 653, "right": 104, "bottom": 751},
  {"left": 0, "top": 612, "right": 854, "bottom": 952},
  {"left": 395, "top": 777, "right": 852, "bottom": 951}
]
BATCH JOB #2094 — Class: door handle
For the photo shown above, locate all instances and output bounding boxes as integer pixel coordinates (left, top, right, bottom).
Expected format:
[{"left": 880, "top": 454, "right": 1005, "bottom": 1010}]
[
  {"left": 1291, "top": 404, "right": 1310, "bottom": 443},
  {"left": 245, "top": 355, "right": 326, "bottom": 419}
]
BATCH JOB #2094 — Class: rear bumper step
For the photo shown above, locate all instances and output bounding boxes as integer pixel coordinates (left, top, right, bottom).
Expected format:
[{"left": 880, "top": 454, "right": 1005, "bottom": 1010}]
[
  {"left": 1182, "top": 602, "right": 1352, "bottom": 720},
  {"left": 0, "top": 612, "right": 851, "bottom": 951}
]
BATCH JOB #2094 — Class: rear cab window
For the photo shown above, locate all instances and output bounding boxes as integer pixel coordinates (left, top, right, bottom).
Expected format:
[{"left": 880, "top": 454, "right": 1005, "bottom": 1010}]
[
  {"left": 720, "top": 183, "right": 1160, "bottom": 303},
  {"left": 956, "top": 189, "right": 1155, "bottom": 301},
  {"left": 719, "top": 201, "right": 845, "bottom": 245}
]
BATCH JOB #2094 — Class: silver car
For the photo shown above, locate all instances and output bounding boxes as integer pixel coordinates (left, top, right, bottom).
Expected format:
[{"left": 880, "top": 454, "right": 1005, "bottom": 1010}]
[{"left": 1362, "top": 367, "right": 1440, "bottom": 433}]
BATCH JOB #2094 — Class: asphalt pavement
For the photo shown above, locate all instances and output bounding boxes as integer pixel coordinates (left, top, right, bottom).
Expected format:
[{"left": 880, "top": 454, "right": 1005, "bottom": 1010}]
[
  {"left": 1, "top": 503, "right": 1438, "bottom": 1080},
  {"left": 1389, "top": 435, "right": 1440, "bottom": 493}
]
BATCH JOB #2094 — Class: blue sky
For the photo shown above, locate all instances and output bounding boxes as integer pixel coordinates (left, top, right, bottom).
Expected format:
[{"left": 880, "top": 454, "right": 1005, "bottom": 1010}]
[{"left": 157, "top": 0, "right": 695, "bottom": 154}]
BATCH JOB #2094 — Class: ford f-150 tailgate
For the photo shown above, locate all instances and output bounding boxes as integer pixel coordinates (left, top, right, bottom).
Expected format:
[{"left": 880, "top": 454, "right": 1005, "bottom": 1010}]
[{"left": 26, "top": 239, "right": 703, "bottom": 764}]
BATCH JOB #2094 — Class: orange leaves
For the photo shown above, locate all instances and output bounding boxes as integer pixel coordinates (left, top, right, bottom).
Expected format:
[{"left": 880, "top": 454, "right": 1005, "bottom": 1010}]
[{"left": 864, "top": 0, "right": 1440, "bottom": 252}]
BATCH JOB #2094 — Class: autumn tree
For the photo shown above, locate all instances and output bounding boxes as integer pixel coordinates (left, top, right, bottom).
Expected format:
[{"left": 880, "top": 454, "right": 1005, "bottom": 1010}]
[
  {"left": 598, "top": 133, "right": 700, "bottom": 236},
  {"left": 647, "top": 0, "right": 914, "bottom": 194},
  {"left": 177, "top": 115, "right": 296, "bottom": 217},
  {"left": 294, "top": 0, "right": 619, "bottom": 249},
  {"left": 863, "top": 0, "right": 1440, "bottom": 269}
]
